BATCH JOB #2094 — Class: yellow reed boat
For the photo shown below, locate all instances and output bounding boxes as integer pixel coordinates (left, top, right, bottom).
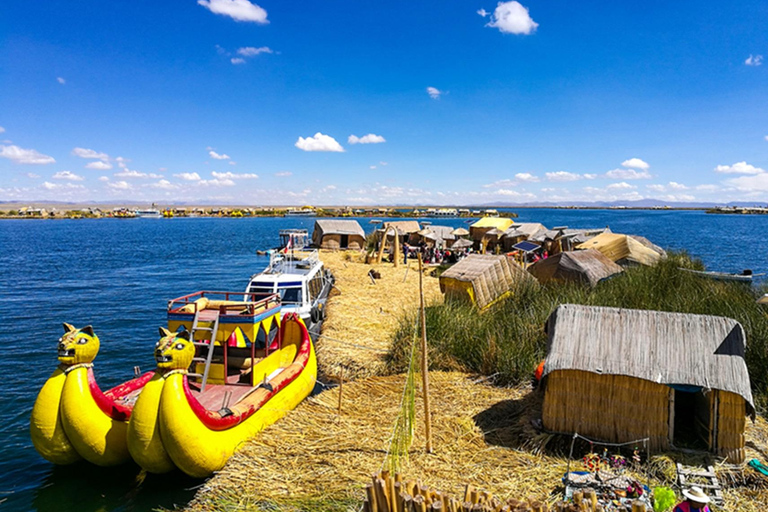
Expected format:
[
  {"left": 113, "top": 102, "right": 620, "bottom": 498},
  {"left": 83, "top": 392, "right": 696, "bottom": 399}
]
[
  {"left": 127, "top": 291, "right": 317, "bottom": 477},
  {"left": 30, "top": 323, "right": 154, "bottom": 466}
]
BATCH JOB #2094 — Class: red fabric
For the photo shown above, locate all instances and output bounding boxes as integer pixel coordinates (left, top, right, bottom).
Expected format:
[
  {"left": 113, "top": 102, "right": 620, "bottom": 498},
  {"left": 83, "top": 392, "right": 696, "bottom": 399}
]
[
  {"left": 674, "top": 503, "right": 711, "bottom": 512},
  {"left": 89, "top": 368, "right": 154, "bottom": 421},
  {"left": 534, "top": 359, "right": 546, "bottom": 381}
]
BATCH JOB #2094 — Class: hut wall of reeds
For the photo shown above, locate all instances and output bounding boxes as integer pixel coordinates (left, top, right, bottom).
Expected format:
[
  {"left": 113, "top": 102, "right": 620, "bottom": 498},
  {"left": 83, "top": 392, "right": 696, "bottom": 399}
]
[
  {"left": 542, "top": 304, "right": 753, "bottom": 462},
  {"left": 439, "top": 254, "right": 531, "bottom": 309},
  {"left": 527, "top": 249, "right": 623, "bottom": 287},
  {"left": 312, "top": 220, "right": 366, "bottom": 250},
  {"left": 382, "top": 220, "right": 422, "bottom": 244}
]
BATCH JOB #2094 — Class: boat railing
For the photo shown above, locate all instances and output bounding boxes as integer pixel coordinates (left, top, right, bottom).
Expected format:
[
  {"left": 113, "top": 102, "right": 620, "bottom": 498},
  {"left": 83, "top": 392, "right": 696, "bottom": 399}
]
[
  {"left": 167, "top": 290, "right": 281, "bottom": 315},
  {"left": 266, "top": 248, "right": 320, "bottom": 272}
]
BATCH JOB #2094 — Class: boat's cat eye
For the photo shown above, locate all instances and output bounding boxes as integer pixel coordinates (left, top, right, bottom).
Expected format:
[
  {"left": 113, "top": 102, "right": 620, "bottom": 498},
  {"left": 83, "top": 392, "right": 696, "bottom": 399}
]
[{"left": 175, "top": 343, "right": 184, "bottom": 350}]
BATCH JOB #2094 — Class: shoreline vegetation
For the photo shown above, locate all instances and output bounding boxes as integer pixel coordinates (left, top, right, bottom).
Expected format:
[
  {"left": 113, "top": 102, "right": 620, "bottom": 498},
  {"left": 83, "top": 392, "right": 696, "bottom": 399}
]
[
  {"left": 186, "top": 251, "right": 768, "bottom": 511},
  {"left": 0, "top": 203, "right": 749, "bottom": 220}
]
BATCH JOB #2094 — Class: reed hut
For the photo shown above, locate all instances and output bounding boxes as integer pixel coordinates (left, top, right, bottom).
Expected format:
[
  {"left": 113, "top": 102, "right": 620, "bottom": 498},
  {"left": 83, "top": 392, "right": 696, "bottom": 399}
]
[
  {"left": 381, "top": 220, "right": 421, "bottom": 244},
  {"left": 469, "top": 217, "right": 516, "bottom": 244},
  {"left": 439, "top": 254, "right": 532, "bottom": 309},
  {"left": 414, "top": 225, "right": 457, "bottom": 248},
  {"left": 501, "top": 223, "right": 547, "bottom": 251},
  {"left": 541, "top": 304, "right": 754, "bottom": 462},
  {"left": 527, "top": 249, "right": 623, "bottom": 287},
  {"left": 575, "top": 232, "right": 664, "bottom": 266},
  {"left": 311, "top": 220, "right": 366, "bottom": 250}
]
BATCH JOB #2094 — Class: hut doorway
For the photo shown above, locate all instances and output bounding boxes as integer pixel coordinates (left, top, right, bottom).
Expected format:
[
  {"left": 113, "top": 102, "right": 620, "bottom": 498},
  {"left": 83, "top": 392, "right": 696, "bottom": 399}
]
[
  {"left": 340, "top": 234, "right": 349, "bottom": 248},
  {"left": 671, "top": 386, "right": 712, "bottom": 451}
]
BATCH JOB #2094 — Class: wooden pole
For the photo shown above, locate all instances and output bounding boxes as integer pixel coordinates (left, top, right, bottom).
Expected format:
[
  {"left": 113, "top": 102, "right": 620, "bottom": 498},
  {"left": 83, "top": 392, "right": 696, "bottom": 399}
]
[{"left": 417, "top": 253, "right": 433, "bottom": 453}]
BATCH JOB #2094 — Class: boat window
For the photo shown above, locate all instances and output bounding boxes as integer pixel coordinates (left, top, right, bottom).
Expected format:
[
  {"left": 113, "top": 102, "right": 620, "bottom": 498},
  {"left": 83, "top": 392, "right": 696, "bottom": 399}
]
[
  {"left": 248, "top": 284, "right": 275, "bottom": 299},
  {"left": 278, "top": 286, "right": 303, "bottom": 304}
]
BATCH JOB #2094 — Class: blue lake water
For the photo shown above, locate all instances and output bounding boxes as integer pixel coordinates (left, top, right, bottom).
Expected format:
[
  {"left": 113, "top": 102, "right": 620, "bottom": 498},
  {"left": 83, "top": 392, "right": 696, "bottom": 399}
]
[{"left": 0, "top": 210, "right": 766, "bottom": 511}]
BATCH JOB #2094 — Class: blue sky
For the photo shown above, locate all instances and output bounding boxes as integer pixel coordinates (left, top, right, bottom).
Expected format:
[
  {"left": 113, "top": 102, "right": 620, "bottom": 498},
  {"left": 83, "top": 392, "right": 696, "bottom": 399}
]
[{"left": 1, "top": 0, "right": 767, "bottom": 205}]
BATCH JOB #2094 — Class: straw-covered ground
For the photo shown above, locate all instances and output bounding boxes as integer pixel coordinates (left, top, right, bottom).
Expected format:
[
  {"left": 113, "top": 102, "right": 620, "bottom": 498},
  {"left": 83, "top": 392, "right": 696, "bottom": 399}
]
[
  {"left": 315, "top": 250, "right": 442, "bottom": 381},
  {"left": 186, "top": 372, "right": 768, "bottom": 512}
]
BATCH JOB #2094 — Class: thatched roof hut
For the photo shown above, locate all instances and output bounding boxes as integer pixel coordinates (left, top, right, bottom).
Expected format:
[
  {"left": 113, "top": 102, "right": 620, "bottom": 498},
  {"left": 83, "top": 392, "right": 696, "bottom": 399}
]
[
  {"left": 439, "top": 254, "right": 532, "bottom": 309},
  {"left": 575, "top": 232, "right": 664, "bottom": 266},
  {"left": 527, "top": 249, "right": 623, "bottom": 287},
  {"left": 542, "top": 304, "right": 753, "bottom": 462},
  {"left": 414, "top": 225, "right": 456, "bottom": 247},
  {"left": 469, "top": 217, "right": 516, "bottom": 242},
  {"left": 501, "top": 223, "right": 547, "bottom": 250},
  {"left": 312, "top": 220, "right": 366, "bottom": 250}
]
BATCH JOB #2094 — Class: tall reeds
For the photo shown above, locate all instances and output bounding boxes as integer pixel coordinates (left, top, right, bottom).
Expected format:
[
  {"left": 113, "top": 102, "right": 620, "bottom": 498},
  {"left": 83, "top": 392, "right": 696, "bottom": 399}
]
[{"left": 388, "top": 252, "right": 768, "bottom": 413}]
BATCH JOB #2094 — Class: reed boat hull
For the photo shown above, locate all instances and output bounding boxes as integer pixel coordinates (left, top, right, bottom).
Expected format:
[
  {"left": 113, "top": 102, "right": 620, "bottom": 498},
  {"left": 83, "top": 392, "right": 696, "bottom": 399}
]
[
  {"left": 126, "top": 371, "right": 176, "bottom": 473},
  {"left": 154, "top": 316, "right": 317, "bottom": 478},
  {"left": 30, "top": 367, "right": 81, "bottom": 465}
]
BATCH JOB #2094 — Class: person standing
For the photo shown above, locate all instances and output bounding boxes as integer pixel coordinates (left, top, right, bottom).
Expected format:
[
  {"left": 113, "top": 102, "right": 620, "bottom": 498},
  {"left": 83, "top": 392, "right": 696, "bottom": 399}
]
[{"left": 673, "top": 487, "right": 711, "bottom": 512}]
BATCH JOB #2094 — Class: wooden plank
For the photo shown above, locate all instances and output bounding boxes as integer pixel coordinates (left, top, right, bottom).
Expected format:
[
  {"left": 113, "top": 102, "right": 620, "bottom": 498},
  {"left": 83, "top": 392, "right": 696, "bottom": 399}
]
[{"left": 668, "top": 388, "right": 675, "bottom": 447}]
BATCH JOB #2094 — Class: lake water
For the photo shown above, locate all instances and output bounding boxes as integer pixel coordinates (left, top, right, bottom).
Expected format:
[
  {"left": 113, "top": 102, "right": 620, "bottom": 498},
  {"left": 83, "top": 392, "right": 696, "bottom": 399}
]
[{"left": 1, "top": 210, "right": 766, "bottom": 511}]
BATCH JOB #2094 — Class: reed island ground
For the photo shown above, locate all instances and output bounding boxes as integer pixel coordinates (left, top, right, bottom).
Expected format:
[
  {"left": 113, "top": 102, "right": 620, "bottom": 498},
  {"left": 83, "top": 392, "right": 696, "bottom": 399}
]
[{"left": 186, "top": 251, "right": 768, "bottom": 512}]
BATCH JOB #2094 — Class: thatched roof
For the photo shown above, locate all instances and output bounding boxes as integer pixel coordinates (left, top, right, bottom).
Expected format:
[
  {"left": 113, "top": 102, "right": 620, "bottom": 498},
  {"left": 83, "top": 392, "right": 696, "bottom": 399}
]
[
  {"left": 527, "top": 249, "right": 623, "bottom": 287},
  {"left": 543, "top": 304, "right": 754, "bottom": 411},
  {"left": 440, "top": 254, "right": 532, "bottom": 309},
  {"left": 417, "top": 225, "right": 456, "bottom": 246},
  {"left": 575, "top": 232, "right": 664, "bottom": 266},
  {"left": 382, "top": 220, "right": 421, "bottom": 234},
  {"left": 451, "top": 238, "right": 474, "bottom": 249},
  {"left": 312, "top": 219, "right": 365, "bottom": 238},
  {"left": 503, "top": 223, "right": 547, "bottom": 239},
  {"left": 470, "top": 217, "right": 516, "bottom": 231}
]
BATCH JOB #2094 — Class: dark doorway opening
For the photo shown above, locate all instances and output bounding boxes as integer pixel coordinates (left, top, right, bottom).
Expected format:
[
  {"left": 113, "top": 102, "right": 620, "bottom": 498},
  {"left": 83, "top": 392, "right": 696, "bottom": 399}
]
[
  {"left": 673, "top": 388, "right": 711, "bottom": 451},
  {"left": 340, "top": 234, "right": 349, "bottom": 248}
]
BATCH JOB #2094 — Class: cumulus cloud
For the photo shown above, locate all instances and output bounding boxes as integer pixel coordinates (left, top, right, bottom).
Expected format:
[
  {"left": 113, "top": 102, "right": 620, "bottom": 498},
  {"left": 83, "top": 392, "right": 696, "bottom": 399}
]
[
  {"left": 150, "top": 179, "right": 177, "bottom": 190},
  {"left": 42, "top": 181, "right": 84, "bottom": 191},
  {"left": 646, "top": 184, "right": 666, "bottom": 192},
  {"left": 199, "top": 178, "right": 235, "bottom": 187},
  {"left": 745, "top": 54, "right": 764, "bottom": 66},
  {"left": 86, "top": 161, "right": 113, "bottom": 170},
  {"left": 545, "top": 171, "right": 584, "bottom": 182},
  {"left": 175, "top": 172, "right": 202, "bottom": 181},
  {"left": 107, "top": 181, "right": 131, "bottom": 190},
  {"left": 209, "top": 150, "right": 231, "bottom": 160},
  {"left": 98, "top": 176, "right": 109, "bottom": 182},
  {"left": 295, "top": 133, "right": 344, "bottom": 152},
  {"left": 605, "top": 168, "right": 651, "bottom": 180},
  {"left": 197, "top": 0, "right": 268, "bottom": 23},
  {"left": 26, "top": 172, "right": 40, "bottom": 179},
  {"left": 52, "top": 171, "right": 84, "bottom": 181},
  {"left": 714, "top": 161, "right": 764, "bottom": 174},
  {"left": 621, "top": 158, "right": 650, "bottom": 170},
  {"left": 231, "top": 57, "right": 246, "bottom": 65},
  {"left": 275, "top": 171, "right": 292, "bottom": 177},
  {"left": 114, "top": 169, "right": 162, "bottom": 179},
  {"left": 515, "top": 172, "right": 539, "bottom": 182},
  {"left": 485, "top": 1, "right": 538, "bottom": 35},
  {"left": 57, "top": 77, "right": 66, "bottom": 84},
  {"left": 426, "top": 87, "right": 442, "bottom": 99},
  {"left": 348, "top": 134, "right": 386, "bottom": 144},
  {"left": 72, "top": 147, "right": 109, "bottom": 161},
  {"left": 0, "top": 145, "right": 56, "bottom": 164},
  {"left": 237, "top": 46, "right": 273, "bottom": 56},
  {"left": 211, "top": 171, "right": 258, "bottom": 179},
  {"left": 477, "top": 8, "right": 489, "bottom": 17},
  {"left": 606, "top": 182, "right": 636, "bottom": 190},
  {"left": 0, "top": 127, "right": 4, "bottom": 133},
  {"left": 668, "top": 181, "right": 689, "bottom": 190}
]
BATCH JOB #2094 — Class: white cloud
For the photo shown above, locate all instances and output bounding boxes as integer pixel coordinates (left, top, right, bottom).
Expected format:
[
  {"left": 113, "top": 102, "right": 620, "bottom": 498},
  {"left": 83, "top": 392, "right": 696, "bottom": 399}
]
[
  {"left": 370, "top": 165, "right": 377, "bottom": 170},
  {"left": 211, "top": 171, "right": 258, "bottom": 179},
  {"left": 426, "top": 87, "right": 442, "bottom": 99},
  {"left": 485, "top": 1, "right": 538, "bottom": 35},
  {"left": 115, "top": 156, "right": 129, "bottom": 168},
  {"left": 0, "top": 127, "right": 4, "bottom": 133},
  {"left": 150, "top": 179, "right": 177, "bottom": 190},
  {"left": 108, "top": 181, "right": 132, "bottom": 190},
  {"left": 42, "top": 181, "right": 84, "bottom": 191},
  {"left": 209, "top": 150, "right": 231, "bottom": 160},
  {"left": 745, "top": 54, "right": 764, "bottom": 66},
  {"left": 52, "top": 171, "right": 84, "bottom": 181},
  {"left": 295, "top": 133, "right": 344, "bottom": 152},
  {"left": 477, "top": 8, "right": 489, "bottom": 17},
  {"left": 237, "top": 46, "right": 273, "bottom": 56},
  {"left": 275, "top": 171, "right": 292, "bottom": 177},
  {"left": 0, "top": 145, "right": 56, "bottom": 165},
  {"left": 764, "top": 135, "right": 768, "bottom": 142},
  {"left": 57, "top": 77, "right": 66, "bottom": 84},
  {"left": 545, "top": 171, "right": 583, "bottom": 182},
  {"left": 26, "top": 172, "right": 40, "bottom": 179},
  {"left": 98, "top": 176, "right": 109, "bottom": 182},
  {"left": 605, "top": 168, "right": 651, "bottom": 180},
  {"left": 199, "top": 178, "right": 236, "bottom": 187},
  {"left": 72, "top": 147, "right": 109, "bottom": 161},
  {"left": 85, "top": 161, "right": 113, "bottom": 170},
  {"left": 380, "top": 161, "right": 388, "bottom": 166},
  {"left": 668, "top": 181, "right": 688, "bottom": 190},
  {"left": 606, "top": 182, "right": 636, "bottom": 190},
  {"left": 175, "top": 172, "right": 202, "bottom": 181},
  {"left": 231, "top": 58, "right": 246, "bottom": 65},
  {"left": 515, "top": 172, "right": 539, "bottom": 182},
  {"left": 621, "top": 158, "right": 650, "bottom": 170},
  {"left": 695, "top": 184, "right": 719, "bottom": 192},
  {"left": 714, "top": 161, "right": 765, "bottom": 174},
  {"left": 197, "top": 0, "right": 268, "bottom": 23},
  {"left": 646, "top": 184, "right": 666, "bottom": 192},
  {"left": 114, "top": 169, "right": 161, "bottom": 179},
  {"left": 348, "top": 133, "right": 386, "bottom": 144}
]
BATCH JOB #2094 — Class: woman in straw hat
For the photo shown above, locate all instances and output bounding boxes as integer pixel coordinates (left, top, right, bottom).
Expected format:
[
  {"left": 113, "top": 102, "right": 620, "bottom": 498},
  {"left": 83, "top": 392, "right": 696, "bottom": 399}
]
[{"left": 673, "top": 486, "right": 711, "bottom": 512}]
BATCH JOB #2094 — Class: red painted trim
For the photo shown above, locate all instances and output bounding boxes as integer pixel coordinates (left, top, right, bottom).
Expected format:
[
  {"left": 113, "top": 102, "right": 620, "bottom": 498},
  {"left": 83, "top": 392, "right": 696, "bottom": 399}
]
[
  {"left": 183, "top": 313, "right": 312, "bottom": 431},
  {"left": 88, "top": 369, "right": 154, "bottom": 421}
]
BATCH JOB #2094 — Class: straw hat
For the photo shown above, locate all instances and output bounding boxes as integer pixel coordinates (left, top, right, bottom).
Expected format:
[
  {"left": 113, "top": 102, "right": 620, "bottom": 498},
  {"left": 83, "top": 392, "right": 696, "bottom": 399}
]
[{"left": 682, "top": 486, "right": 710, "bottom": 504}]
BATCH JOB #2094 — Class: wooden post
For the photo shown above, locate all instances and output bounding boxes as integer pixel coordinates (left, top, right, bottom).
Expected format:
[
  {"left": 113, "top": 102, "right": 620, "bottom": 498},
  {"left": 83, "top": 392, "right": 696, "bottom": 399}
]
[
  {"left": 668, "top": 387, "right": 675, "bottom": 448},
  {"left": 417, "top": 253, "right": 433, "bottom": 453},
  {"left": 394, "top": 229, "right": 401, "bottom": 268}
]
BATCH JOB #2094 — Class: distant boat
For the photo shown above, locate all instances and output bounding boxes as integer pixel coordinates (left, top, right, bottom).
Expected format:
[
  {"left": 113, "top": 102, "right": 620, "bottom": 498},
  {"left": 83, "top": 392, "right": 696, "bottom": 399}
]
[
  {"left": 284, "top": 208, "right": 315, "bottom": 216},
  {"left": 136, "top": 209, "right": 162, "bottom": 218},
  {"left": 680, "top": 268, "right": 760, "bottom": 283}
]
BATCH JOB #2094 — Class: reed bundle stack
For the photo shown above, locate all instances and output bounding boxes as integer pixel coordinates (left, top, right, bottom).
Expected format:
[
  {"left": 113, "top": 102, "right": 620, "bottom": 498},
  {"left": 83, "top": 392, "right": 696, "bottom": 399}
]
[{"left": 317, "top": 251, "right": 442, "bottom": 380}]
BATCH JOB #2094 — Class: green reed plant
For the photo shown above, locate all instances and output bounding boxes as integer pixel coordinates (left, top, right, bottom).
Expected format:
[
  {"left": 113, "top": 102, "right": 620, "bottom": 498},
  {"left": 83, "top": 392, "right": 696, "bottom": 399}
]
[{"left": 387, "top": 252, "right": 768, "bottom": 413}]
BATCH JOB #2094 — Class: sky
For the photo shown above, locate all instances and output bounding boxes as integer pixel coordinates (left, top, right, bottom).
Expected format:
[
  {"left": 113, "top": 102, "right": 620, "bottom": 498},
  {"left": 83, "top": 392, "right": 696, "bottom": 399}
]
[{"left": 1, "top": 0, "right": 767, "bottom": 206}]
